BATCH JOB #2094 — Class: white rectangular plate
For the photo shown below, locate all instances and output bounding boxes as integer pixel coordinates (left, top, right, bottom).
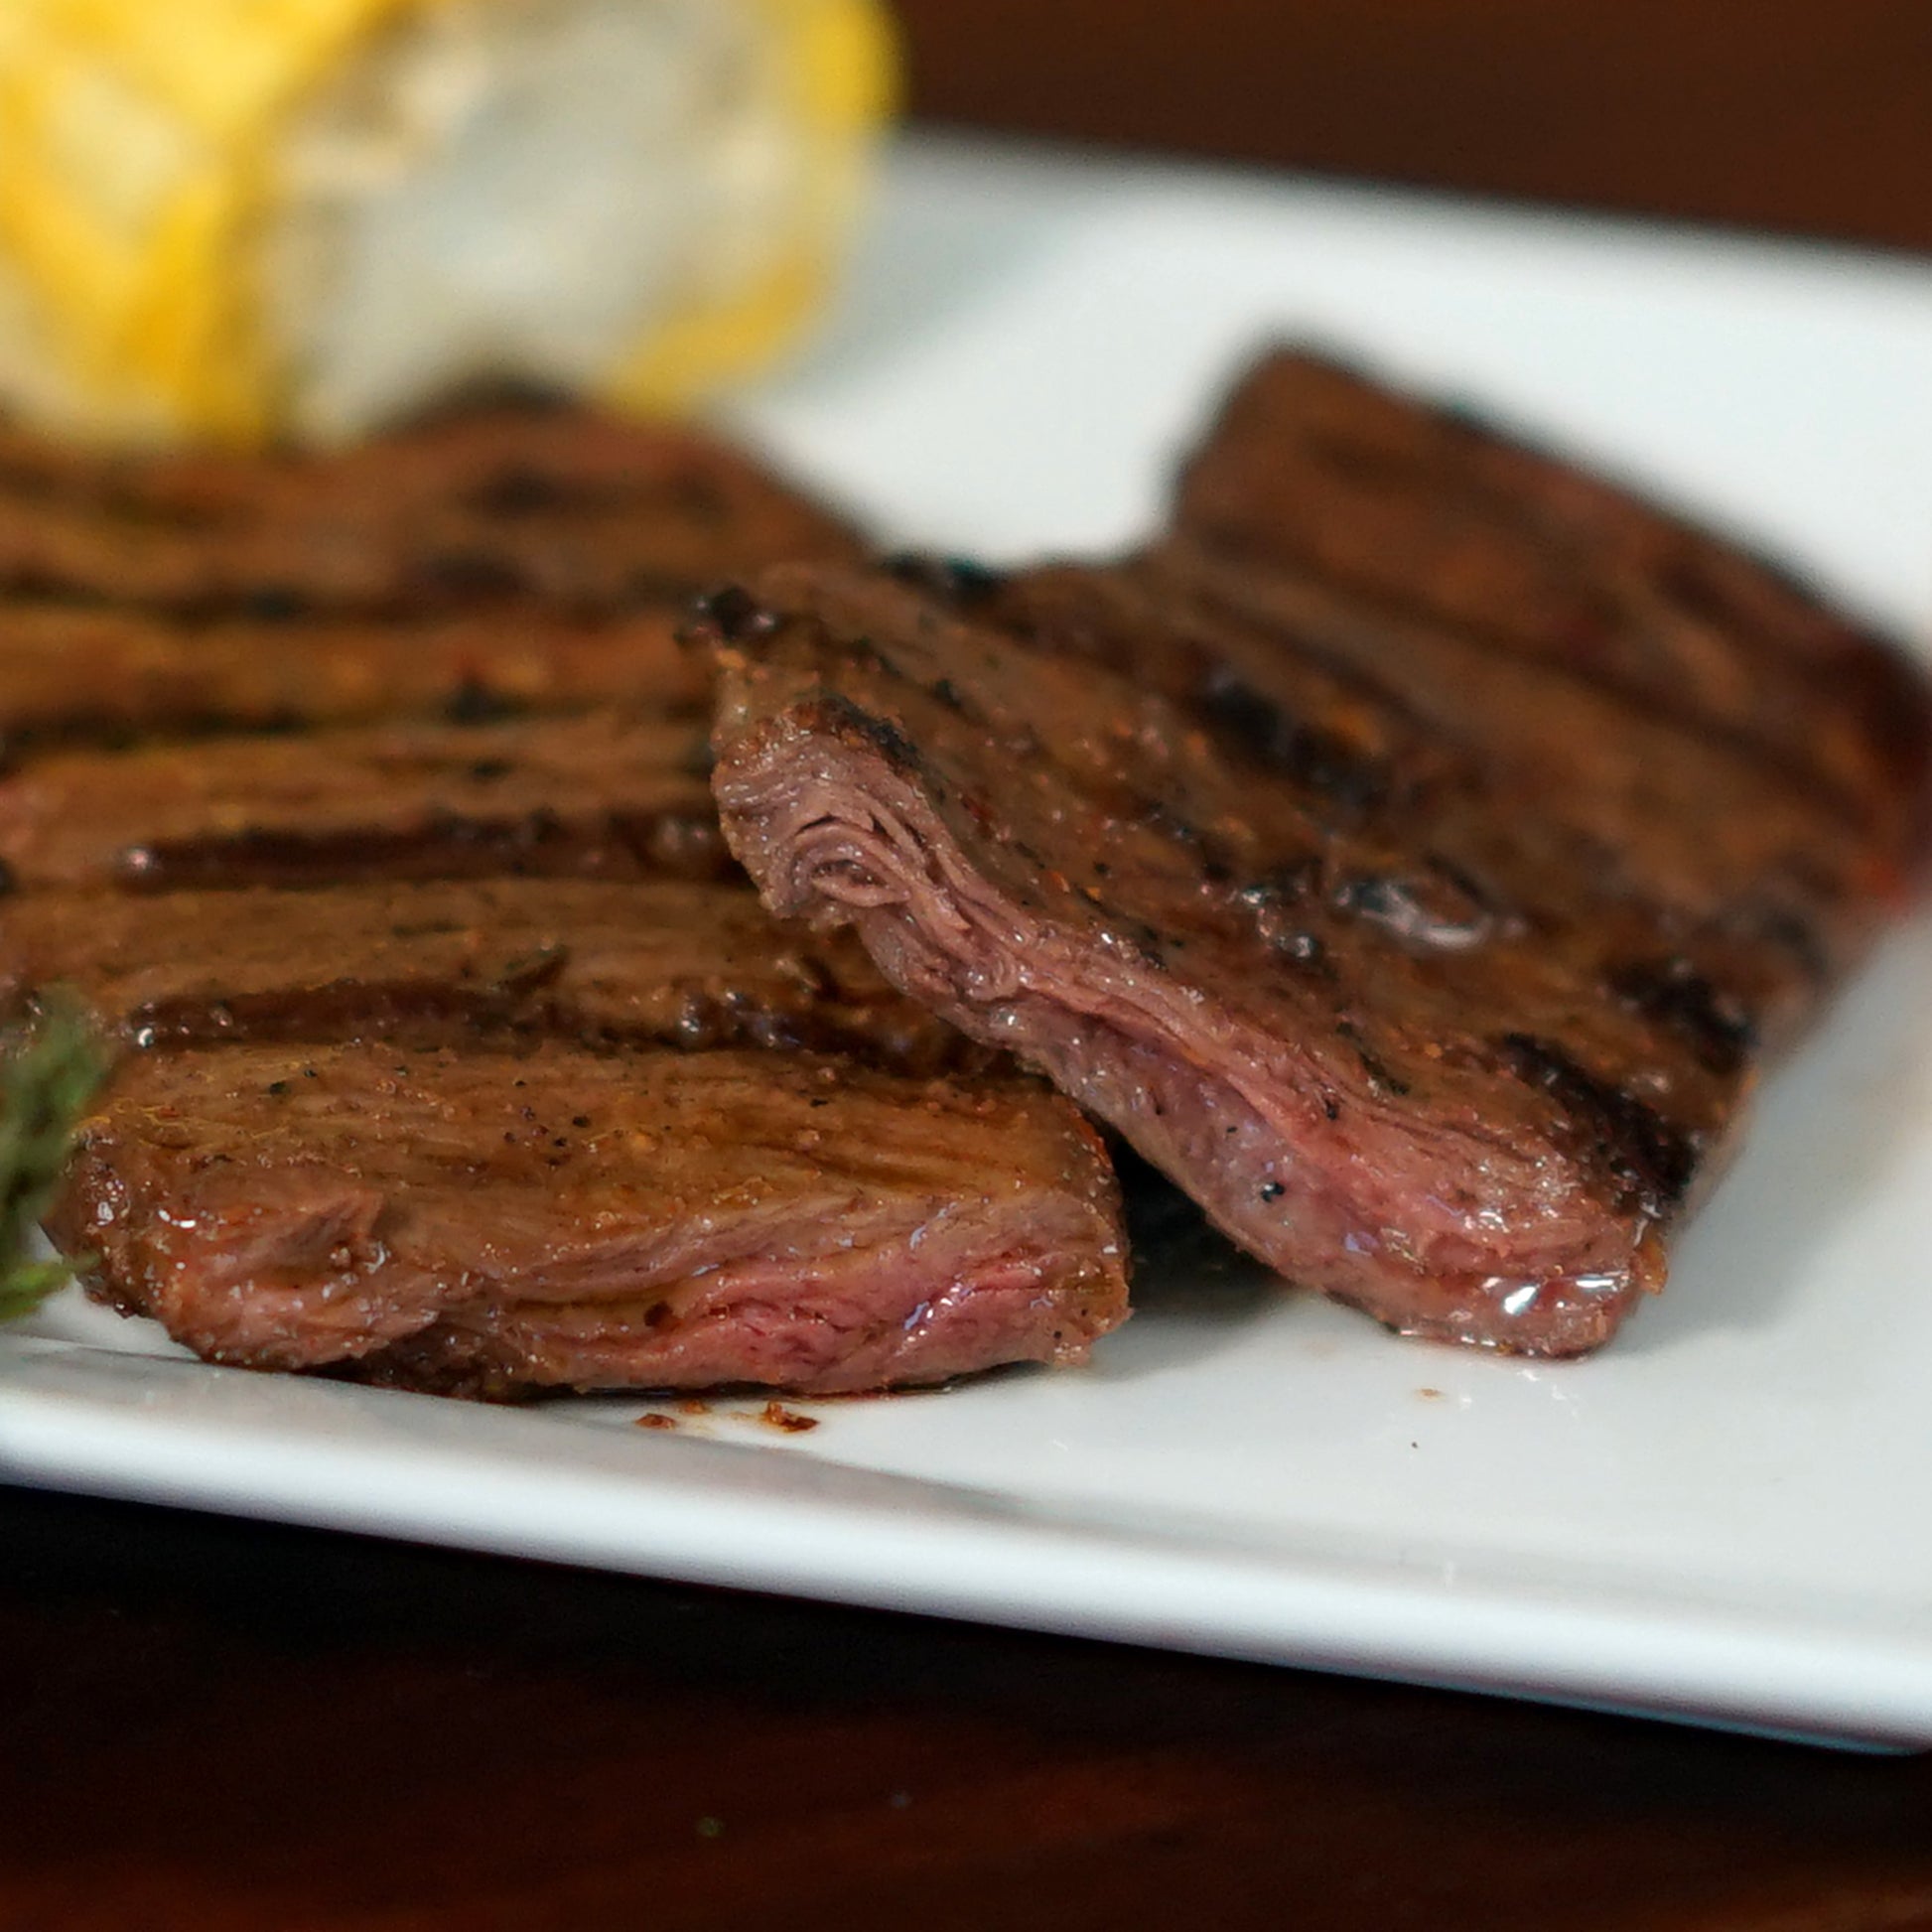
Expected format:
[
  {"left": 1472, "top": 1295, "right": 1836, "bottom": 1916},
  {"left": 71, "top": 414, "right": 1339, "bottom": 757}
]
[{"left": 7, "top": 135, "right": 1932, "bottom": 1748}]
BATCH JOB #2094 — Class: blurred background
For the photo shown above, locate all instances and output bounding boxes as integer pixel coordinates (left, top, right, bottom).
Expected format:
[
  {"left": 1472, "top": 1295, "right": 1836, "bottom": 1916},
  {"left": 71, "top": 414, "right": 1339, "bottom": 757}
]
[
  {"left": 7, "top": 0, "right": 1924, "bottom": 452},
  {"left": 896, "top": 0, "right": 1932, "bottom": 251}
]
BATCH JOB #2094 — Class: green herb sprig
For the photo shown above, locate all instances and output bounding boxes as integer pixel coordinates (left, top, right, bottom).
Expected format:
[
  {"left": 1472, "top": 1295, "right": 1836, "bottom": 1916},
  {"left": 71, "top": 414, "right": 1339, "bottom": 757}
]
[{"left": 0, "top": 990, "right": 112, "bottom": 1322}]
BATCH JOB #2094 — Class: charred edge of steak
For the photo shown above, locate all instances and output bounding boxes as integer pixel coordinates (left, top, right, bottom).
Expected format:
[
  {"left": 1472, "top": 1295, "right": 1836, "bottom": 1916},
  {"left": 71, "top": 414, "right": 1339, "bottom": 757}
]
[
  {"left": 1499, "top": 1033, "right": 1700, "bottom": 1218},
  {"left": 112, "top": 810, "right": 731, "bottom": 892},
  {"left": 1191, "top": 661, "right": 1391, "bottom": 818},
  {"left": 692, "top": 583, "right": 779, "bottom": 645},
  {"left": 794, "top": 693, "right": 929, "bottom": 781},
  {"left": 1607, "top": 957, "right": 1759, "bottom": 1077},
  {"left": 879, "top": 554, "right": 1012, "bottom": 607}
]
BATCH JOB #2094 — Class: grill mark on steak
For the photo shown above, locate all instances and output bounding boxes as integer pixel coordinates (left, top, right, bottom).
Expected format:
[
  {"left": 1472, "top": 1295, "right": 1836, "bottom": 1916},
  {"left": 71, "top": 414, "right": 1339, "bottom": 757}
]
[
  {"left": 1173, "top": 348, "right": 1932, "bottom": 850},
  {"left": 1173, "top": 517, "right": 1870, "bottom": 834},
  {"left": 110, "top": 807, "right": 726, "bottom": 893},
  {"left": 949, "top": 552, "right": 1869, "bottom": 1003},
  {"left": 703, "top": 373, "right": 1932, "bottom": 1356},
  {"left": 1190, "top": 661, "right": 1391, "bottom": 818},
  {"left": 1139, "top": 548, "right": 1881, "bottom": 940},
  {"left": 1497, "top": 1034, "right": 1700, "bottom": 1217},
  {"left": 0, "top": 599, "right": 709, "bottom": 752},
  {"left": 0, "top": 403, "right": 864, "bottom": 616},
  {"left": 46, "top": 1042, "right": 1128, "bottom": 1398},
  {"left": 0, "top": 708, "right": 729, "bottom": 891},
  {"left": 0, "top": 879, "right": 987, "bottom": 1074},
  {"left": 1607, "top": 957, "right": 1759, "bottom": 1078}
]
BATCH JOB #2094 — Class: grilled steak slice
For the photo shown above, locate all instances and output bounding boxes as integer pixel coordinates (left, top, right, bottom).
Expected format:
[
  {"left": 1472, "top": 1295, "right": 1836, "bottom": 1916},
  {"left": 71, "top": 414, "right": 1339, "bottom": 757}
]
[
  {"left": 0, "top": 402, "right": 861, "bottom": 613},
  {"left": 1171, "top": 347, "right": 1932, "bottom": 863},
  {"left": 47, "top": 1042, "right": 1127, "bottom": 1397},
  {"left": 0, "top": 708, "right": 727, "bottom": 891},
  {"left": 0, "top": 878, "right": 980, "bottom": 1073},
  {"left": 950, "top": 549, "right": 1904, "bottom": 1023},
  {"left": 0, "top": 601, "right": 706, "bottom": 750},
  {"left": 703, "top": 500, "right": 1932, "bottom": 1354}
]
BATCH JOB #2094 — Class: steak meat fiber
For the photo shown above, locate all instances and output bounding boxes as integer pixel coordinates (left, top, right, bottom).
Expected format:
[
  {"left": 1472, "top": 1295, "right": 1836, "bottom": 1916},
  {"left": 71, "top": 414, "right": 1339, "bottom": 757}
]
[
  {"left": 49, "top": 1043, "right": 1125, "bottom": 1398},
  {"left": 703, "top": 348, "right": 1932, "bottom": 1355}
]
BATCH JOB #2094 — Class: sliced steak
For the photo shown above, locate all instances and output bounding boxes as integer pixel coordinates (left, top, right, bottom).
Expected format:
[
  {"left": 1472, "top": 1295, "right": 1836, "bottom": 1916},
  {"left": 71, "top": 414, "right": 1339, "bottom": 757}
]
[
  {"left": 702, "top": 408, "right": 1932, "bottom": 1356},
  {"left": 1171, "top": 346, "right": 1932, "bottom": 862},
  {"left": 0, "top": 708, "right": 727, "bottom": 891},
  {"left": 0, "top": 878, "right": 980, "bottom": 1073},
  {"left": 0, "top": 601, "right": 706, "bottom": 750},
  {"left": 955, "top": 549, "right": 1901, "bottom": 1016},
  {"left": 0, "top": 402, "right": 862, "bottom": 614},
  {"left": 48, "top": 1042, "right": 1127, "bottom": 1397}
]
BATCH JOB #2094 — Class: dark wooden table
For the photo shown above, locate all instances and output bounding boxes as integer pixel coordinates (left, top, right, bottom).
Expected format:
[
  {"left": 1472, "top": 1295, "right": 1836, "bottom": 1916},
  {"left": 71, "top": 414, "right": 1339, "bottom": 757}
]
[
  {"left": 9, "top": 1485, "right": 1932, "bottom": 1931},
  {"left": 9, "top": 9, "right": 1932, "bottom": 1927}
]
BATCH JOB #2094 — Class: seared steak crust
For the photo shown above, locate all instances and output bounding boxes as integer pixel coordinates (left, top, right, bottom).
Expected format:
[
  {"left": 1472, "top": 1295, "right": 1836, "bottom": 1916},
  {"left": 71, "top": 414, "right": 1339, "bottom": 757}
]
[
  {"left": 0, "top": 600, "right": 707, "bottom": 750},
  {"left": 1173, "top": 349, "right": 1932, "bottom": 860},
  {"left": 0, "top": 708, "right": 727, "bottom": 892},
  {"left": 1, "top": 878, "right": 982, "bottom": 1073},
  {"left": 702, "top": 358, "right": 1932, "bottom": 1354},
  {"left": 50, "top": 1043, "right": 1127, "bottom": 1397},
  {"left": 0, "top": 402, "right": 861, "bottom": 614}
]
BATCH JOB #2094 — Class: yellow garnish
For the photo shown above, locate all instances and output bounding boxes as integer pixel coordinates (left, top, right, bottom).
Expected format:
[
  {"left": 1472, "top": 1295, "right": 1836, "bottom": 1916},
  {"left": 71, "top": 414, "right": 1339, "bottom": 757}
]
[{"left": 0, "top": 0, "right": 897, "bottom": 445}]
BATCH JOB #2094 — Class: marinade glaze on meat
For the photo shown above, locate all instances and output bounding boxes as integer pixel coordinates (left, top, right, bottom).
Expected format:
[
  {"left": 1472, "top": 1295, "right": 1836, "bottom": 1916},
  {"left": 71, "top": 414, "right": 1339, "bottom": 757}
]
[
  {"left": 703, "top": 350, "right": 1932, "bottom": 1355},
  {"left": 1, "top": 408, "right": 1129, "bottom": 1397}
]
